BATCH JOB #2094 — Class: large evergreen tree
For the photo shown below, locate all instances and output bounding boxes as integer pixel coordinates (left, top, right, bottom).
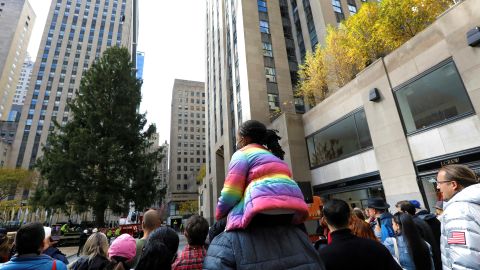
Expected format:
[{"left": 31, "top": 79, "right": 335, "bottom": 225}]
[{"left": 35, "top": 47, "right": 161, "bottom": 226}]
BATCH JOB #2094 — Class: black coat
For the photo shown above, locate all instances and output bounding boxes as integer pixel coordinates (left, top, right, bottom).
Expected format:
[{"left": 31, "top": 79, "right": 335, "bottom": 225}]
[
  {"left": 317, "top": 229, "right": 401, "bottom": 270},
  {"left": 70, "top": 255, "right": 109, "bottom": 270},
  {"left": 203, "top": 224, "right": 325, "bottom": 270},
  {"left": 412, "top": 216, "right": 442, "bottom": 270}
]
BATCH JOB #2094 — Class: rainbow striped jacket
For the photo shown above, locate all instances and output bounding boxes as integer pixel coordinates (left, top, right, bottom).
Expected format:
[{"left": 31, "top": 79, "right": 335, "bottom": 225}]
[{"left": 215, "top": 143, "right": 309, "bottom": 231}]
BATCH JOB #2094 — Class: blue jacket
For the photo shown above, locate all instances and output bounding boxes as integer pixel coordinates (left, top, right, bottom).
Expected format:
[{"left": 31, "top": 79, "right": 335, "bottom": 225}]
[
  {"left": 375, "top": 212, "right": 395, "bottom": 242},
  {"left": 0, "top": 254, "right": 67, "bottom": 270}
]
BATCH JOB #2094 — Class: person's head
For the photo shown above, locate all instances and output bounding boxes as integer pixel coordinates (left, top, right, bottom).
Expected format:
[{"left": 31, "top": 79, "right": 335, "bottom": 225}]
[
  {"left": 15, "top": 222, "right": 45, "bottom": 255},
  {"left": 392, "top": 212, "right": 432, "bottom": 270},
  {"left": 349, "top": 215, "right": 377, "bottom": 241},
  {"left": 366, "top": 198, "right": 389, "bottom": 216},
  {"left": 82, "top": 232, "right": 109, "bottom": 260},
  {"left": 434, "top": 201, "right": 443, "bottom": 216},
  {"left": 135, "top": 227, "right": 179, "bottom": 270},
  {"left": 142, "top": 209, "right": 162, "bottom": 234},
  {"left": 323, "top": 199, "right": 350, "bottom": 231},
  {"left": 352, "top": 208, "right": 366, "bottom": 221},
  {"left": 237, "top": 120, "right": 285, "bottom": 159},
  {"left": 395, "top": 201, "right": 416, "bottom": 216},
  {"left": 185, "top": 215, "right": 209, "bottom": 246},
  {"left": 108, "top": 234, "right": 136, "bottom": 270},
  {"left": 437, "top": 164, "right": 478, "bottom": 201}
]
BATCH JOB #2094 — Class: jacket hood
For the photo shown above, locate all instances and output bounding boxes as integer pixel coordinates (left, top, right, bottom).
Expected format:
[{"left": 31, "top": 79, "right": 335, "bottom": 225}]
[{"left": 445, "top": 183, "right": 480, "bottom": 209}]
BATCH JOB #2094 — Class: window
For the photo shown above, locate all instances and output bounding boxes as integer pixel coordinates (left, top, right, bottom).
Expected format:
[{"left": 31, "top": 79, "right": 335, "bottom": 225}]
[
  {"left": 262, "top": 42, "right": 273, "bottom": 57},
  {"left": 265, "top": 67, "right": 276, "bottom": 83},
  {"left": 306, "top": 109, "right": 372, "bottom": 168},
  {"left": 268, "top": 94, "right": 279, "bottom": 111},
  {"left": 395, "top": 60, "right": 474, "bottom": 134},
  {"left": 347, "top": 0, "right": 357, "bottom": 15},
  {"left": 258, "top": 0, "right": 267, "bottom": 12},
  {"left": 259, "top": 20, "right": 269, "bottom": 33},
  {"left": 332, "top": 0, "right": 345, "bottom": 22}
]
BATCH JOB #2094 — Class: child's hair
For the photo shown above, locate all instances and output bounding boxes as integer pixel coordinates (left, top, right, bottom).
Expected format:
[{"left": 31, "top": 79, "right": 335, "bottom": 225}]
[
  {"left": 185, "top": 215, "right": 209, "bottom": 246},
  {"left": 239, "top": 120, "right": 285, "bottom": 159},
  {"left": 136, "top": 227, "right": 179, "bottom": 270}
]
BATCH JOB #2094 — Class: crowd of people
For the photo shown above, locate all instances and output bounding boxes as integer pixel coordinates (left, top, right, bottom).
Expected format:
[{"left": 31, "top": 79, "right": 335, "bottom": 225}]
[{"left": 0, "top": 119, "right": 479, "bottom": 270}]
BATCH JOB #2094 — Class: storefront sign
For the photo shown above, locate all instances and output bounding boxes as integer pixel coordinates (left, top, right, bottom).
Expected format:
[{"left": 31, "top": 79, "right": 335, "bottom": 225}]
[{"left": 440, "top": 158, "right": 460, "bottom": 166}]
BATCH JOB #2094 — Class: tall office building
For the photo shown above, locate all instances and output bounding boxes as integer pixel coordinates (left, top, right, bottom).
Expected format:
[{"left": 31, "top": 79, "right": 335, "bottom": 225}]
[
  {"left": 0, "top": 0, "right": 35, "bottom": 121},
  {"left": 12, "top": 54, "right": 34, "bottom": 106},
  {"left": 156, "top": 140, "right": 169, "bottom": 206},
  {"left": 8, "top": 54, "right": 34, "bottom": 122},
  {"left": 9, "top": 0, "right": 137, "bottom": 170},
  {"left": 202, "top": 0, "right": 367, "bottom": 222},
  {"left": 167, "top": 79, "right": 206, "bottom": 217},
  {"left": 136, "top": 51, "right": 144, "bottom": 80}
]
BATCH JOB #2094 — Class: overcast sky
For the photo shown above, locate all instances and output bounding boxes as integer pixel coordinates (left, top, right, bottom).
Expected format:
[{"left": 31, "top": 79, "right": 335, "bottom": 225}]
[{"left": 27, "top": 0, "right": 206, "bottom": 145}]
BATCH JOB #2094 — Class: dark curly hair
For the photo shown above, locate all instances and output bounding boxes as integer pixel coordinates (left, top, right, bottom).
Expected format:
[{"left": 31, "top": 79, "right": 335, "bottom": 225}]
[
  {"left": 135, "top": 227, "right": 179, "bottom": 270},
  {"left": 239, "top": 120, "right": 285, "bottom": 160}
]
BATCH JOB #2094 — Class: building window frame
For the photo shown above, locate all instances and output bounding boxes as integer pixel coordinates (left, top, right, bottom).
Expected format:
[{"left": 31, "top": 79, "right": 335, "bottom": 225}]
[
  {"left": 393, "top": 58, "right": 475, "bottom": 136},
  {"left": 306, "top": 108, "right": 373, "bottom": 169}
]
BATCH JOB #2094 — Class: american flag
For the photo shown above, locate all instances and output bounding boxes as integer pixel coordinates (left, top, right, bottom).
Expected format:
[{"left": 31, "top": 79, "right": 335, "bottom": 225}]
[{"left": 448, "top": 231, "right": 466, "bottom": 245}]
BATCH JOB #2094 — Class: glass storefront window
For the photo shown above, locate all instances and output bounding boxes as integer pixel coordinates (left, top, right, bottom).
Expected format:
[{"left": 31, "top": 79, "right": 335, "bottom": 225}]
[
  {"left": 306, "top": 109, "right": 373, "bottom": 168},
  {"left": 395, "top": 60, "right": 474, "bottom": 134}
]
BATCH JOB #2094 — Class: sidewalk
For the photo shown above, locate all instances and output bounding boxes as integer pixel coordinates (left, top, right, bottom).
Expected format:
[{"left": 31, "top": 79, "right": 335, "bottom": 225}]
[{"left": 59, "top": 246, "right": 79, "bottom": 257}]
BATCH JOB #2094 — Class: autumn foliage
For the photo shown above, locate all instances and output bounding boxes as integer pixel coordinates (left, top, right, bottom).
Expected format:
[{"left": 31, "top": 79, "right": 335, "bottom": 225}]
[{"left": 296, "top": 0, "right": 453, "bottom": 105}]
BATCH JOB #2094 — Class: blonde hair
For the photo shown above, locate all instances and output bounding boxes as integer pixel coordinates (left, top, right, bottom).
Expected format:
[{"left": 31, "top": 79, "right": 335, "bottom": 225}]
[{"left": 82, "top": 232, "right": 109, "bottom": 260}]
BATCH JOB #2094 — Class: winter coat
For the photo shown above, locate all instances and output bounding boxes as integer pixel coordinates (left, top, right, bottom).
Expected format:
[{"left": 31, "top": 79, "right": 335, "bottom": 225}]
[
  {"left": 440, "top": 183, "right": 480, "bottom": 270},
  {"left": 411, "top": 216, "right": 441, "bottom": 270},
  {"left": 69, "top": 255, "right": 109, "bottom": 270},
  {"left": 318, "top": 229, "right": 401, "bottom": 270},
  {"left": 215, "top": 143, "right": 309, "bottom": 231},
  {"left": 43, "top": 247, "right": 68, "bottom": 266},
  {"left": 203, "top": 224, "right": 324, "bottom": 270},
  {"left": 415, "top": 210, "right": 441, "bottom": 245},
  {"left": 0, "top": 254, "right": 67, "bottom": 270}
]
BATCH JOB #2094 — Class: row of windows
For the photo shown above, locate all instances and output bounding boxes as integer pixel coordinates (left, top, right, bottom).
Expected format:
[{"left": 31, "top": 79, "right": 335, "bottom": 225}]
[
  {"left": 306, "top": 59, "right": 474, "bottom": 168},
  {"left": 177, "top": 157, "right": 206, "bottom": 163}
]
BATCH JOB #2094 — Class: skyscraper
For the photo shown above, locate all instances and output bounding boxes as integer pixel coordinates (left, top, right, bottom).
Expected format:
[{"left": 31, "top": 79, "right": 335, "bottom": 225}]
[
  {"left": 136, "top": 51, "right": 144, "bottom": 80},
  {"left": 167, "top": 79, "right": 205, "bottom": 218},
  {"left": 9, "top": 0, "right": 137, "bottom": 170},
  {"left": 202, "top": 0, "right": 367, "bottom": 222},
  {"left": 12, "top": 54, "right": 34, "bottom": 106},
  {"left": 8, "top": 54, "right": 34, "bottom": 122},
  {"left": 0, "top": 0, "right": 35, "bottom": 121}
]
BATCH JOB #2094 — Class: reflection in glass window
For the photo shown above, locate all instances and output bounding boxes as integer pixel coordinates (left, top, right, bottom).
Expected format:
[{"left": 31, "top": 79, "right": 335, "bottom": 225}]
[
  {"left": 265, "top": 67, "right": 276, "bottom": 83},
  {"left": 268, "top": 94, "right": 279, "bottom": 111},
  {"left": 306, "top": 109, "right": 372, "bottom": 168},
  {"left": 258, "top": 0, "right": 267, "bottom": 12},
  {"left": 263, "top": 42, "right": 273, "bottom": 57},
  {"left": 395, "top": 60, "right": 473, "bottom": 134},
  {"left": 260, "top": 20, "right": 269, "bottom": 33}
]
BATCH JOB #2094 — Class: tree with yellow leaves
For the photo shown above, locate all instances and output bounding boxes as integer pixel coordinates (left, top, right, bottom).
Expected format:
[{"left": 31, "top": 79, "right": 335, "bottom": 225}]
[
  {"left": 296, "top": 48, "right": 328, "bottom": 106},
  {"left": 377, "top": 0, "right": 453, "bottom": 50},
  {"left": 0, "top": 168, "right": 35, "bottom": 201},
  {"left": 296, "top": 0, "right": 454, "bottom": 104},
  {"left": 178, "top": 200, "right": 199, "bottom": 215}
]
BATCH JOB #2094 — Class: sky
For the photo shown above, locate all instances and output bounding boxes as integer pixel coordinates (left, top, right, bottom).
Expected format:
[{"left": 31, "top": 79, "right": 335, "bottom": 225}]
[{"left": 27, "top": 0, "right": 206, "bottom": 144}]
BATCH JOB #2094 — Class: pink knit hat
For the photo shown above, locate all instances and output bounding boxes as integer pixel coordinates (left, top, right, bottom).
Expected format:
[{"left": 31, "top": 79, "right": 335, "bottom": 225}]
[{"left": 108, "top": 234, "right": 136, "bottom": 260}]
